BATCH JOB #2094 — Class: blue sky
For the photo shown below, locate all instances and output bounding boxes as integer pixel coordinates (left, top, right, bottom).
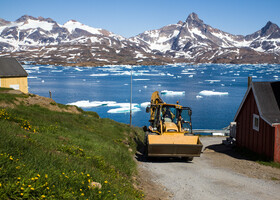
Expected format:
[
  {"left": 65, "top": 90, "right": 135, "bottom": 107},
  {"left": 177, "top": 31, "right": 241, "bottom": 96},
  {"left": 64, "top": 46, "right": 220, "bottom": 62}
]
[{"left": 1, "top": 0, "right": 280, "bottom": 38}]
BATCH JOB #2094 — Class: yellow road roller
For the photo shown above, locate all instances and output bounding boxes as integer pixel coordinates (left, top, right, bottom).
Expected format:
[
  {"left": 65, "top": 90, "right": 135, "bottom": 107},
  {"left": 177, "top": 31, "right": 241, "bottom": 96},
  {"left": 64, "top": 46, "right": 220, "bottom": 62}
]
[{"left": 144, "top": 91, "right": 203, "bottom": 161}]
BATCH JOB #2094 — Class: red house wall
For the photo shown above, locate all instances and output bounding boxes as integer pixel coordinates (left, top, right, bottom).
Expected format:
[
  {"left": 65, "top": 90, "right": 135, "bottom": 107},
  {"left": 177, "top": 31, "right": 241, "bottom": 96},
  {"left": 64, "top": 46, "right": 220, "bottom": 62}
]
[
  {"left": 236, "top": 90, "right": 275, "bottom": 159},
  {"left": 274, "top": 125, "right": 280, "bottom": 162}
]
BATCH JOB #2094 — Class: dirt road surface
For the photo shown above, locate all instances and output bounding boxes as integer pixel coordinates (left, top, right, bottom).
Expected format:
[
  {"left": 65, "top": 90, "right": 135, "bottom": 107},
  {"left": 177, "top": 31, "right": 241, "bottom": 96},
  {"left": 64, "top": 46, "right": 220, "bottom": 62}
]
[{"left": 137, "top": 137, "right": 280, "bottom": 200}]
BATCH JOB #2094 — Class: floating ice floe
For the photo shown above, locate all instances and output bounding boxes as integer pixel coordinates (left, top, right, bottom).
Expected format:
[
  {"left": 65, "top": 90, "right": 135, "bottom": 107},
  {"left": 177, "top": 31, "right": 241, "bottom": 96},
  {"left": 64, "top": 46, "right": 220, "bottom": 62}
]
[
  {"left": 51, "top": 70, "right": 63, "bottom": 73},
  {"left": 75, "top": 68, "right": 83, "bottom": 71},
  {"left": 140, "top": 102, "right": 150, "bottom": 108},
  {"left": 199, "top": 90, "right": 229, "bottom": 96},
  {"left": 161, "top": 90, "right": 185, "bottom": 96},
  {"left": 189, "top": 75, "right": 193, "bottom": 78},
  {"left": 196, "top": 95, "right": 203, "bottom": 99},
  {"left": 28, "top": 76, "right": 38, "bottom": 79},
  {"left": 107, "top": 103, "right": 140, "bottom": 114},
  {"left": 133, "top": 79, "right": 150, "bottom": 81},
  {"left": 205, "top": 80, "right": 221, "bottom": 84},
  {"left": 90, "top": 73, "right": 109, "bottom": 76},
  {"left": 67, "top": 100, "right": 117, "bottom": 108},
  {"left": 107, "top": 106, "right": 141, "bottom": 114},
  {"left": 67, "top": 100, "right": 142, "bottom": 114}
]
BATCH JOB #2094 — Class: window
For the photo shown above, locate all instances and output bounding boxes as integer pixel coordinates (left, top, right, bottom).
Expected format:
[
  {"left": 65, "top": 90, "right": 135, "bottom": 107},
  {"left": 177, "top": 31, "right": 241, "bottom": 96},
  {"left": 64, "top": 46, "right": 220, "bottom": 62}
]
[{"left": 253, "top": 114, "right": 259, "bottom": 131}]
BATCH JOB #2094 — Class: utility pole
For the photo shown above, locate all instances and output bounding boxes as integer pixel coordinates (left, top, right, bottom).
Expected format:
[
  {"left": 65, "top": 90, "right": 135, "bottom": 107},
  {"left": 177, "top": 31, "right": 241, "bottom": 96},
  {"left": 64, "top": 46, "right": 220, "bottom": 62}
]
[{"left": 130, "top": 65, "right": 132, "bottom": 127}]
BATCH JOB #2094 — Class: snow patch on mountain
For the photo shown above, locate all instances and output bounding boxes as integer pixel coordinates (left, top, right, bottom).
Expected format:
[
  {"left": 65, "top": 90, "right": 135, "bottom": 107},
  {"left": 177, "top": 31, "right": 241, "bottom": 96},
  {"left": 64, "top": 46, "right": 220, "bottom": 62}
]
[{"left": 63, "top": 20, "right": 102, "bottom": 35}]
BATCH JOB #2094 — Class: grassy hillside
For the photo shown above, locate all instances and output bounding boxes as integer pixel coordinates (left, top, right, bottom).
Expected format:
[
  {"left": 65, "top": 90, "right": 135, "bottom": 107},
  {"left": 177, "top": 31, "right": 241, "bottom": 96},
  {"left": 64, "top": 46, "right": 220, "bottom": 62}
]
[{"left": 0, "top": 88, "right": 145, "bottom": 199}]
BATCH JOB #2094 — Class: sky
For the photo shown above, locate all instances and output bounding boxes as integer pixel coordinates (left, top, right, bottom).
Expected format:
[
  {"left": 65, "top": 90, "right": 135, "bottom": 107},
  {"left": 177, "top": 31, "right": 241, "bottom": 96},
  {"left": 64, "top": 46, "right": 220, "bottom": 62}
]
[{"left": 1, "top": 0, "right": 280, "bottom": 38}]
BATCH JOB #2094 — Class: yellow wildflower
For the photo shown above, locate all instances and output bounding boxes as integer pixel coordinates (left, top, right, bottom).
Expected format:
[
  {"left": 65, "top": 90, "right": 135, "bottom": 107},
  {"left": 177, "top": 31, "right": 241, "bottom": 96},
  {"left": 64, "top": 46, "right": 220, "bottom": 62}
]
[
  {"left": 99, "top": 191, "right": 102, "bottom": 194},
  {"left": 104, "top": 180, "right": 108, "bottom": 184},
  {"left": 37, "top": 174, "right": 40, "bottom": 177},
  {"left": 35, "top": 177, "right": 38, "bottom": 180},
  {"left": 9, "top": 156, "right": 13, "bottom": 161},
  {"left": 0, "top": 183, "right": 2, "bottom": 187},
  {"left": 28, "top": 185, "right": 31, "bottom": 188},
  {"left": 20, "top": 193, "right": 23, "bottom": 196},
  {"left": 80, "top": 189, "right": 82, "bottom": 191},
  {"left": 17, "top": 177, "right": 21, "bottom": 180},
  {"left": 46, "top": 187, "right": 49, "bottom": 190},
  {"left": 45, "top": 174, "right": 48, "bottom": 179},
  {"left": 41, "top": 195, "right": 46, "bottom": 198},
  {"left": 31, "top": 178, "right": 34, "bottom": 181},
  {"left": 88, "top": 179, "right": 91, "bottom": 183},
  {"left": 87, "top": 174, "right": 90, "bottom": 177},
  {"left": 31, "top": 188, "right": 34, "bottom": 190},
  {"left": 21, "top": 187, "right": 24, "bottom": 190},
  {"left": 81, "top": 193, "right": 84, "bottom": 196}
]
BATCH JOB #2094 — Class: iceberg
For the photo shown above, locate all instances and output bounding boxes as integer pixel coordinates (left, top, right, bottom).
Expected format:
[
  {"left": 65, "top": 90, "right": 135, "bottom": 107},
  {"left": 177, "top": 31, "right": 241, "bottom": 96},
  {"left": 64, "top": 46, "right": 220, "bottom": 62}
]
[
  {"left": 161, "top": 90, "right": 185, "bottom": 96},
  {"left": 107, "top": 106, "right": 141, "bottom": 114},
  {"left": 205, "top": 80, "right": 221, "bottom": 84},
  {"left": 75, "top": 67, "right": 83, "bottom": 71},
  {"left": 133, "top": 79, "right": 150, "bottom": 81},
  {"left": 67, "top": 100, "right": 116, "bottom": 108},
  {"left": 90, "top": 73, "right": 109, "bottom": 76},
  {"left": 199, "top": 90, "right": 229, "bottom": 96},
  {"left": 140, "top": 102, "right": 150, "bottom": 108},
  {"left": 107, "top": 103, "right": 141, "bottom": 114}
]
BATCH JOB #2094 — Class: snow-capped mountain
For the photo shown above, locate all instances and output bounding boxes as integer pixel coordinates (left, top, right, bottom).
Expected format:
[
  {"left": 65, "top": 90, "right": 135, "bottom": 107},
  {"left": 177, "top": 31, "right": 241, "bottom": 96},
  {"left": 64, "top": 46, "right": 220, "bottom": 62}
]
[
  {"left": 0, "top": 13, "right": 280, "bottom": 65},
  {"left": 130, "top": 13, "right": 280, "bottom": 64},
  {"left": 0, "top": 15, "right": 163, "bottom": 66}
]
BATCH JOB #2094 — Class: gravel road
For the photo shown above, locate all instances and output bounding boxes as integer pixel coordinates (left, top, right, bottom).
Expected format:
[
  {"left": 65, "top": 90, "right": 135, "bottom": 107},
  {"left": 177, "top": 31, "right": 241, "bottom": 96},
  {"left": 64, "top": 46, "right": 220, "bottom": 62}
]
[{"left": 138, "top": 137, "right": 280, "bottom": 200}]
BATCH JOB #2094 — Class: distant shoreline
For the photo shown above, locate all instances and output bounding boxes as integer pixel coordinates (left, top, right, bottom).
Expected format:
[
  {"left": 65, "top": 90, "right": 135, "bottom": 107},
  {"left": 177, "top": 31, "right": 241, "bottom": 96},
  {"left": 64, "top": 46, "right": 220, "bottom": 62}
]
[{"left": 20, "top": 60, "right": 280, "bottom": 67}]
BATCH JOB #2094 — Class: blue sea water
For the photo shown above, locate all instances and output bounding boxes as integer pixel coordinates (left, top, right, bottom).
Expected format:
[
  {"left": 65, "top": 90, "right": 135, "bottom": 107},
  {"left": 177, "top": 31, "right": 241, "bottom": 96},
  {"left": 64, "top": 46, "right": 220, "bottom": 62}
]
[{"left": 24, "top": 64, "right": 280, "bottom": 129}]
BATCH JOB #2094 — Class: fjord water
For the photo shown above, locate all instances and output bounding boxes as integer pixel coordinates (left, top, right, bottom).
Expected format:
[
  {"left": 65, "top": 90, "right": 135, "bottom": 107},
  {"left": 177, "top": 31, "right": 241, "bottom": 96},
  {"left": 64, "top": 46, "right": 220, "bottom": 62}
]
[{"left": 24, "top": 64, "right": 280, "bottom": 130}]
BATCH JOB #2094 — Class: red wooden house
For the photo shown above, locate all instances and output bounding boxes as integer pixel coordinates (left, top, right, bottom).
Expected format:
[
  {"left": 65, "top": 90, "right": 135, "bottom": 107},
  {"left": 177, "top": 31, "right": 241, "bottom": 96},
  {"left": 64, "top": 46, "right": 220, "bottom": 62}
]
[{"left": 234, "top": 81, "right": 280, "bottom": 162}]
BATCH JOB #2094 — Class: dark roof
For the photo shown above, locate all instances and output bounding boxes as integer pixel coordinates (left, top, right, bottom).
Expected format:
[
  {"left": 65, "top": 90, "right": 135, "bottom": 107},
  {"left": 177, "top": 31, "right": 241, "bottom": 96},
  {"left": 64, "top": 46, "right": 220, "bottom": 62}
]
[
  {"left": 234, "top": 81, "right": 280, "bottom": 125},
  {"left": 0, "top": 57, "right": 28, "bottom": 78},
  {"left": 252, "top": 82, "right": 280, "bottom": 125}
]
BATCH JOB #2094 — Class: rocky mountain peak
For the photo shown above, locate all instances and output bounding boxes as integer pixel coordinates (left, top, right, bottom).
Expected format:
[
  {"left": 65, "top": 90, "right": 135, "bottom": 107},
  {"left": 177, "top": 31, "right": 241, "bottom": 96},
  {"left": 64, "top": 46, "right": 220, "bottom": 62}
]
[
  {"left": 0, "top": 18, "right": 10, "bottom": 26},
  {"left": 177, "top": 20, "right": 184, "bottom": 25},
  {"left": 0, "top": 13, "right": 280, "bottom": 65},
  {"left": 16, "top": 15, "right": 37, "bottom": 22},
  {"left": 186, "top": 12, "right": 203, "bottom": 24},
  {"left": 261, "top": 21, "right": 279, "bottom": 35}
]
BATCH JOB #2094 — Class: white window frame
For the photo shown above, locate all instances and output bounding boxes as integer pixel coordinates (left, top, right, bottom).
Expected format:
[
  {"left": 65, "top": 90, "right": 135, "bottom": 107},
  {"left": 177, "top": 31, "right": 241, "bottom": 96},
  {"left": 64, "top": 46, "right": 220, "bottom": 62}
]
[{"left": 253, "top": 114, "right": 259, "bottom": 132}]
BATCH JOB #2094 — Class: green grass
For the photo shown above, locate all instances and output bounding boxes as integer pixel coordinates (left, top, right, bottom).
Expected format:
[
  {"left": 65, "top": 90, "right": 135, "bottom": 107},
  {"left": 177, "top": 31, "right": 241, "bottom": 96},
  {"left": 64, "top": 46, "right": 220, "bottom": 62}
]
[
  {"left": 0, "top": 93, "right": 145, "bottom": 199},
  {"left": 0, "top": 88, "right": 28, "bottom": 103},
  {"left": 256, "top": 160, "right": 280, "bottom": 169}
]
